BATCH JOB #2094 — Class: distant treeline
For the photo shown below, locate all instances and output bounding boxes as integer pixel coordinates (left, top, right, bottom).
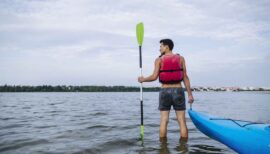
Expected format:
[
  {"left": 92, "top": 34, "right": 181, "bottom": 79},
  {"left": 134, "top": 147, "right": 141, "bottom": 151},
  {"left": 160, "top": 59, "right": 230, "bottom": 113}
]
[
  {"left": 0, "top": 85, "right": 165, "bottom": 92},
  {"left": 1, "top": 85, "right": 267, "bottom": 92}
]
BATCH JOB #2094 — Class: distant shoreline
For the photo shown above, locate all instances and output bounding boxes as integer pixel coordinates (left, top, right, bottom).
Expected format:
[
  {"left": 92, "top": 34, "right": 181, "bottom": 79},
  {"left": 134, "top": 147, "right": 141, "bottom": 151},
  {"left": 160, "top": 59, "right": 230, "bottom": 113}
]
[{"left": 0, "top": 85, "right": 269, "bottom": 92}]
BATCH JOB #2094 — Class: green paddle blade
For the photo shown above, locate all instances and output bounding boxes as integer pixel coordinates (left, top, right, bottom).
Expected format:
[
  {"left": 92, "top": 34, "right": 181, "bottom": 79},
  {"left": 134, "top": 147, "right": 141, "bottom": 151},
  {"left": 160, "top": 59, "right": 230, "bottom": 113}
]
[{"left": 136, "top": 22, "right": 144, "bottom": 46}]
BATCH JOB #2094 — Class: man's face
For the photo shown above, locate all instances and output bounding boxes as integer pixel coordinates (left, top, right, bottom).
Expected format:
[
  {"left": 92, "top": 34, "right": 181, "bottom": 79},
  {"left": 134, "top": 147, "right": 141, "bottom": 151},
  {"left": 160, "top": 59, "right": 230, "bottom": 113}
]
[{"left": 159, "top": 43, "right": 167, "bottom": 54}]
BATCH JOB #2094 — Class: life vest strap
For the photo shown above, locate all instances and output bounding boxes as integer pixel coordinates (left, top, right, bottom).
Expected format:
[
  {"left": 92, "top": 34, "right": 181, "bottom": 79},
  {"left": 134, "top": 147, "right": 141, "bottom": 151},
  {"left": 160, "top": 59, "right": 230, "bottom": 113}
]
[
  {"left": 159, "top": 79, "right": 183, "bottom": 84},
  {"left": 159, "top": 68, "right": 183, "bottom": 72}
]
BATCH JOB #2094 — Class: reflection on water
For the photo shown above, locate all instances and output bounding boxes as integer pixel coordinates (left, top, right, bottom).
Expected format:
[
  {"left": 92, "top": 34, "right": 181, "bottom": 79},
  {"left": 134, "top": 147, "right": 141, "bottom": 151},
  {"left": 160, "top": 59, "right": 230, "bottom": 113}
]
[
  {"left": 1, "top": 92, "right": 269, "bottom": 153},
  {"left": 176, "top": 138, "right": 189, "bottom": 154},
  {"left": 158, "top": 137, "right": 225, "bottom": 154},
  {"left": 189, "top": 144, "right": 225, "bottom": 154}
]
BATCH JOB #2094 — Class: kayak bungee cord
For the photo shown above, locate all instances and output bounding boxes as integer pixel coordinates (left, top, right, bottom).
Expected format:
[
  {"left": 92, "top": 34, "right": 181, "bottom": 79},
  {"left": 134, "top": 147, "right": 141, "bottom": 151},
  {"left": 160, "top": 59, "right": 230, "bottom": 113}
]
[{"left": 209, "top": 118, "right": 265, "bottom": 127}]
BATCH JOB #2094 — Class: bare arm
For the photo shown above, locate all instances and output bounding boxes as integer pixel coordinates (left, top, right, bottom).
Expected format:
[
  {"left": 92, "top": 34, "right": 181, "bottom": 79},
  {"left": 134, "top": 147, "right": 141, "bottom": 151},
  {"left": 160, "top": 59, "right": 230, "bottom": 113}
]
[
  {"left": 181, "top": 57, "right": 193, "bottom": 98},
  {"left": 138, "top": 58, "right": 160, "bottom": 82}
]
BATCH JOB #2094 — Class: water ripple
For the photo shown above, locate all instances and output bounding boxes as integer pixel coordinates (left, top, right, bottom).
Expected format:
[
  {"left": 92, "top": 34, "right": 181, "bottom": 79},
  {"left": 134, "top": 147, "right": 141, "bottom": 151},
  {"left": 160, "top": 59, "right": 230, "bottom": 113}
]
[{"left": 1, "top": 92, "right": 268, "bottom": 153}]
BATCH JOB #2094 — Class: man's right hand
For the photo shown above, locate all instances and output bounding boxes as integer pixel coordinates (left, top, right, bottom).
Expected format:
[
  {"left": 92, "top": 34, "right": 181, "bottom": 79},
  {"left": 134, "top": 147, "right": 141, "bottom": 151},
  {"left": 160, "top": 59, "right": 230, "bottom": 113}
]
[{"left": 138, "top": 76, "right": 145, "bottom": 83}]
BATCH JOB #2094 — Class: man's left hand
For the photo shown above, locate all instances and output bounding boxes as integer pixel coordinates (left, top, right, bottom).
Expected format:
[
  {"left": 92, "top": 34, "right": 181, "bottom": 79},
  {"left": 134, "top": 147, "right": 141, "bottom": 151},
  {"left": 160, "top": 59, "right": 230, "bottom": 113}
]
[{"left": 188, "top": 95, "right": 194, "bottom": 104}]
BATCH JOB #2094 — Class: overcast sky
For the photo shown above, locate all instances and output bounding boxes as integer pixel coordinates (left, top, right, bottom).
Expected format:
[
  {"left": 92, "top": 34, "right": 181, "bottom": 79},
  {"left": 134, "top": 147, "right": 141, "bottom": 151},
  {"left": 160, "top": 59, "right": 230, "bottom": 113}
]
[{"left": 0, "top": 0, "right": 269, "bottom": 87}]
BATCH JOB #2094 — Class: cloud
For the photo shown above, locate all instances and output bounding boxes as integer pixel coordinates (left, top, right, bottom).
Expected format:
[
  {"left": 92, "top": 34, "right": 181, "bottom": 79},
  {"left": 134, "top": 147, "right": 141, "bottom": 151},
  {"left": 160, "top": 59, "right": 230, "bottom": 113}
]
[{"left": 0, "top": 0, "right": 269, "bottom": 86}]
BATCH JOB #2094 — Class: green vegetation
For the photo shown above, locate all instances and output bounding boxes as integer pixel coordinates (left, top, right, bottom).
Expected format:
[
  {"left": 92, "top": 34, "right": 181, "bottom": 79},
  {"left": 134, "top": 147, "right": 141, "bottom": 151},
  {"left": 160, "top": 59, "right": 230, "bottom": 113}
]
[
  {"left": 0, "top": 85, "right": 162, "bottom": 92},
  {"left": 1, "top": 85, "right": 267, "bottom": 92}
]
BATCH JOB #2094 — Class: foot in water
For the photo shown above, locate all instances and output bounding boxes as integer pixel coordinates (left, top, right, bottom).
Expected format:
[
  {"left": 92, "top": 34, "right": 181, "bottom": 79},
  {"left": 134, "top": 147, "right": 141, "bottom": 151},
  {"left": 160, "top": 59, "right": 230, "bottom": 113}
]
[
  {"left": 159, "top": 137, "right": 169, "bottom": 153},
  {"left": 177, "top": 137, "right": 189, "bottom": 153},
  {"left": 180, "top": 136, "right": 188, "bottom": 143},
  {"left": 159, "top": 137, "right": 168, "bottom": 143}
]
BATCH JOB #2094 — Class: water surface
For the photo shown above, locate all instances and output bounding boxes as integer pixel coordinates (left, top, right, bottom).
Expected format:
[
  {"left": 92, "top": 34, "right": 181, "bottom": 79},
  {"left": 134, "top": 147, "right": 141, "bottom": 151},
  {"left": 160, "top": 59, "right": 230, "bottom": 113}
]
[{"left": 0, "top": 92, "right": 269, "bottom": 153}]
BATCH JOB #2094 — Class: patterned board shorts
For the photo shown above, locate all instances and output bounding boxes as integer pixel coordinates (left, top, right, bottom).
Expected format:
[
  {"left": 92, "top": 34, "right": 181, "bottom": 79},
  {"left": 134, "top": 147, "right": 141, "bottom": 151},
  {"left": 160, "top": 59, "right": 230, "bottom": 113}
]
[{"left": 159, "top": 87, "right": 186, "bottom": 111}]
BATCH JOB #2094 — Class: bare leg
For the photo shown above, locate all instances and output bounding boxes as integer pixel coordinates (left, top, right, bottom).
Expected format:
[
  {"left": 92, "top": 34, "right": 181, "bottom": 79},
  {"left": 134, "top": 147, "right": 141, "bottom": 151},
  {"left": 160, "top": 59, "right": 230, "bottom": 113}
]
[
  {"left": 175, "top": 110, "right": 188, "bottom": 140},
  {"left": 160, "top": 110, "right": 170, "bottom": 138}
]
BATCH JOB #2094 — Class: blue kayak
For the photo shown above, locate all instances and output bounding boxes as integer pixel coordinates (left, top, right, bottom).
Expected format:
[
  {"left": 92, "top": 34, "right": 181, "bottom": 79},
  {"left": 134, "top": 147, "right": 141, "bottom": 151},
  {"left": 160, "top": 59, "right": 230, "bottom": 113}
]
[{"left": 188, "top": 109, "right": 270, "bottom": 154}]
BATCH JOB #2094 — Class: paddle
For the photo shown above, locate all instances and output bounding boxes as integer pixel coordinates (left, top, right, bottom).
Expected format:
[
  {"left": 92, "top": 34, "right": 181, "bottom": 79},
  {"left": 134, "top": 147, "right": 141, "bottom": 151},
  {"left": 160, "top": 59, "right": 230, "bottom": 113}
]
[{"left": 136, "top": 22, "right": 144, "bottom": 141}]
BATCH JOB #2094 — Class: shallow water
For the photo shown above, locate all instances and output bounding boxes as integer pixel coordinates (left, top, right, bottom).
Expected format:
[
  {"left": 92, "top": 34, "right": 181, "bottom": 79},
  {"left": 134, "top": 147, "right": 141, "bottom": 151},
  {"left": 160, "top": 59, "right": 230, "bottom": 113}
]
[{"left": 0, "top": 92, "right": 269, "bottom": 154}]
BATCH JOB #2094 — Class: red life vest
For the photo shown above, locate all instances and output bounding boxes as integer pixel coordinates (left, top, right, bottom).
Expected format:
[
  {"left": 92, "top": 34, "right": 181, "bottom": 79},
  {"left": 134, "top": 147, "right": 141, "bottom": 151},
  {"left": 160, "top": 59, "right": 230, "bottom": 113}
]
[{"left": 159, "top": 53, "right": 184, "bottom": 84}]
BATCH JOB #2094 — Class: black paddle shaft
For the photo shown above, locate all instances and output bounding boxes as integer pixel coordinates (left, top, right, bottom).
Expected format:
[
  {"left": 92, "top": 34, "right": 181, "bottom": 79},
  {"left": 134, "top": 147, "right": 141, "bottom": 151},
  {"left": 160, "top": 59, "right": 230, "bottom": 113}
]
[
  {"left": 141, "top": 100, "right": 143, "bottom": 125},
  {"left": 139, "top": 46, "right": 142, "bottom": 68},
  {"left": 139, "top": 45, "right": 143, "bottom": 126}
]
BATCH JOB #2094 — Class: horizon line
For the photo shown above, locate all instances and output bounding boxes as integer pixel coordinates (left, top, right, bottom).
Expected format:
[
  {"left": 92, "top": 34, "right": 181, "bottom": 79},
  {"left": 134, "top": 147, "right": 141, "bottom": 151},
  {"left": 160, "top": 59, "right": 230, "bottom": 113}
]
[{"left": 0, "top": 84, "right": 269, "bottom": 88}]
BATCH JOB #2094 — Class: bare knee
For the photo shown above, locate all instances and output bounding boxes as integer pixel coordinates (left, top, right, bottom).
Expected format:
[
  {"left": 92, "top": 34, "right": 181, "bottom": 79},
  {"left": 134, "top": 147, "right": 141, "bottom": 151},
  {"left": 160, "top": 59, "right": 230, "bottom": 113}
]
[
  {"left": 160, "top": 111, "right": 170, "bottom": 124},
  {"left": 160, "top": 116, "right": 169, "bottom": 125},
  {"left": 175, "top": 111, "right": 186, "bottom": 124}
]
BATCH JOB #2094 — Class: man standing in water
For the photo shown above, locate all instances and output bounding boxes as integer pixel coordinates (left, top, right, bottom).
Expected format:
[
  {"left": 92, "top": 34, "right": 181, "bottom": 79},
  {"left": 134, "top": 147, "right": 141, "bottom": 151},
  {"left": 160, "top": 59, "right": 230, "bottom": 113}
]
[{"left": 138, "top": 39, "right": 194, "bottom": 141}]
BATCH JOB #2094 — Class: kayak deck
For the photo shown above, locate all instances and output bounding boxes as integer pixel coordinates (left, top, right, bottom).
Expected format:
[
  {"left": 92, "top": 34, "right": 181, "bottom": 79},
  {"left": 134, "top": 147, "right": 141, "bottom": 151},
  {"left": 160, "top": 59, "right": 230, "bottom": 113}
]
[{"left": 188, "top": 109, "right": 270, "bottom": 154}]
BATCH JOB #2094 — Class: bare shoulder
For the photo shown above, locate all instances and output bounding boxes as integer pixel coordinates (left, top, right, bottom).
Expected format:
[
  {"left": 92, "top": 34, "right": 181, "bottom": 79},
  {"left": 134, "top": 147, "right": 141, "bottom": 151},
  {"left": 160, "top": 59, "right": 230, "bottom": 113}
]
[
  {"left": 155, "top": 57, "right": 161, "bottom": 63},
  {"left": 180, "top": 55, "right": 185, "bottom": 61},
  {"left": 179, "top": 55, "right": 185, "bottom": 65}
]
